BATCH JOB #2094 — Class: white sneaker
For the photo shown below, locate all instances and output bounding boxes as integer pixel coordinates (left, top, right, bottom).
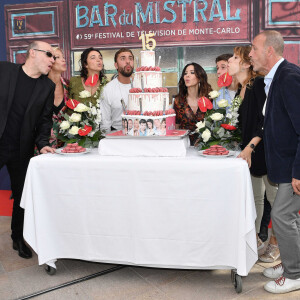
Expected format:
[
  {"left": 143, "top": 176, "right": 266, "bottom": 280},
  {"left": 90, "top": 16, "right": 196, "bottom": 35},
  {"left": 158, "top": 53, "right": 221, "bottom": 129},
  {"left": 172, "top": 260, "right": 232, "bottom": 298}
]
[
  {"left": 264, "top": 276, "right": 300, "bottom": 294},
  {"left": 263, "top": 262, "right": 284, "bottom": 279}
]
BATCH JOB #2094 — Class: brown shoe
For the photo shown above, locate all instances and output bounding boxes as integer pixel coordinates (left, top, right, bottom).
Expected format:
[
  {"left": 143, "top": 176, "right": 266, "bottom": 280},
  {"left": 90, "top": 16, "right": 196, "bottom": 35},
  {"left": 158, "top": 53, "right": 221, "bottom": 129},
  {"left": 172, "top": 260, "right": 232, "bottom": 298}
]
[{"left": 259, "top": 243, "right": 280, "bottom": 263}]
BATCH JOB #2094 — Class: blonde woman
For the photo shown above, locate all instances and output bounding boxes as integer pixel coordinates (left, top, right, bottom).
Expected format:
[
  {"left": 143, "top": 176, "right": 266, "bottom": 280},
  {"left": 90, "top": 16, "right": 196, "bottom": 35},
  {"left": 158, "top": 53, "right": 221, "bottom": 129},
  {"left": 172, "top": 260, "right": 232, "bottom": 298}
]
[{"left": 228, "top": 46, "right": 279, "bottom": 260}]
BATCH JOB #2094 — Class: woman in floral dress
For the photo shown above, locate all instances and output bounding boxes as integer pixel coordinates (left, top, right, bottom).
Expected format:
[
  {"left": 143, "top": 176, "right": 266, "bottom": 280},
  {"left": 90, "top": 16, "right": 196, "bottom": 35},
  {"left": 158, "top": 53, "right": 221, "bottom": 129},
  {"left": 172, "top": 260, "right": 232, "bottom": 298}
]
[
  {"left": 69, "top": 47, "right": 107, "bottom": 106},
  {"left": 174, "top": 63, "right": 212, "bottom": 145}
]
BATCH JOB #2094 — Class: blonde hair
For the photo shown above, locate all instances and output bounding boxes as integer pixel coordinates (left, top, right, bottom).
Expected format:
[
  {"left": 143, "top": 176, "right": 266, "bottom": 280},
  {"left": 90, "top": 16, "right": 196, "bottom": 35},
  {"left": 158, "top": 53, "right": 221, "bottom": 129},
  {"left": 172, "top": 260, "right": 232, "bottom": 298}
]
[{"left": 52, "top": 47, "right": 63, "bottom": 53}]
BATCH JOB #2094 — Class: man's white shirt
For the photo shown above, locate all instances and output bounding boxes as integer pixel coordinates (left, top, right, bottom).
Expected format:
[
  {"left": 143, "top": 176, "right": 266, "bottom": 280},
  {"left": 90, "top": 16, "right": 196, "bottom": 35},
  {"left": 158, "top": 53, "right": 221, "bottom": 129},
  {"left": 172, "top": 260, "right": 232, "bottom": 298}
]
[
  {"left": 263, "top": 58, "right": 284, "bottom": 116},
  {"left": 100, "top": 77, "right": 131, "bottom": 132}
]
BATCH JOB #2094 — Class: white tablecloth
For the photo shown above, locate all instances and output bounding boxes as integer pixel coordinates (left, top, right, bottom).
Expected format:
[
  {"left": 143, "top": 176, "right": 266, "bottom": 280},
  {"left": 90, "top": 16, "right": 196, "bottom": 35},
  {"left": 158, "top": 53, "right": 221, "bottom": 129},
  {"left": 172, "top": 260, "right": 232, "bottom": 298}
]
[
  {"left": 21, "top": 148, "right": 257, "bottom": 275},
  {"left": 99, "top": 136, "right": 189, "bottom": 157}
]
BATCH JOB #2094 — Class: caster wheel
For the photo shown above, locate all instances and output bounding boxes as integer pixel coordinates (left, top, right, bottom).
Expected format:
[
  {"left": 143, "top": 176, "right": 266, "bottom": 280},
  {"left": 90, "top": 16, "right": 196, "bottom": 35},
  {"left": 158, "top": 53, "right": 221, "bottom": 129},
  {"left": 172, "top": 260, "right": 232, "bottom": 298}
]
[
  {"left": 234, "top": 274, "right": 242, "bottom": 293},
  {"left": 45, "top": 265, "right": 56, "bottom": 275},
  {"left": 231, "top": 269, "right": 236, "bottom": 284}
]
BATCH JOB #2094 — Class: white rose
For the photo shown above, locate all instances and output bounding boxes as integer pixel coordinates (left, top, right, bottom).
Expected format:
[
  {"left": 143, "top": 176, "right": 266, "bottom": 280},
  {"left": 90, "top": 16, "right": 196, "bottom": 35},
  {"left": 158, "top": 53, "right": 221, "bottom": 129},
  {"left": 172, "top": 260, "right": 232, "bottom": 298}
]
[
  {"left": 217, "top": 99, "right": 228, "bottom": 108},
  {"left": 69, "top": 113, "right": 81, "bottom": 122},
  {"left": 195, "top": 121, "right": 205, "bottom": 132},
  {"left": 68, "top": 126, "right": 79, "bottom": 135},
  {"left": 209, "top": 90, "right": 220, "bottom": 99},
  {"left": 60, "top": 120, "right": 70, "bottom": 130},
  {"left": 201, "top": 129, "right": 211, "bottom": 143},
  {"left": 210, "top": 113, "right": 224, "bottom": 121},
  {"left": 74, "top": 103, "right": 89, "bottom": 112},
  {"left": 79, "top": 90, "right": 91, "bottom": 98}
]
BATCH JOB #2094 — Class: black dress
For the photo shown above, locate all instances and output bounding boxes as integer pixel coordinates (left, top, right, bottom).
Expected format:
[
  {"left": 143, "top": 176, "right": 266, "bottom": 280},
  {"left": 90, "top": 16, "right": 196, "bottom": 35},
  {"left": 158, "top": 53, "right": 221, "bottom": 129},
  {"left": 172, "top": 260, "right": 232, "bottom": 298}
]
[{"left": 238, "top": 76, "right": 267, "bottom": 176}]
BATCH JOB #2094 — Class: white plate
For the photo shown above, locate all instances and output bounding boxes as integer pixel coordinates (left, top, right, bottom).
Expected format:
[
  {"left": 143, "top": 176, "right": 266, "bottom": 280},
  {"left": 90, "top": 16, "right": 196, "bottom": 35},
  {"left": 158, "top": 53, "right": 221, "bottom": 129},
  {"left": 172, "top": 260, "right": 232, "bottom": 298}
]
[
  {"left": 198, "top": 150, "right": 235, "bottom": 158},
  {"left": 55, "top": 148, "right": 92, "bottom": 156}
]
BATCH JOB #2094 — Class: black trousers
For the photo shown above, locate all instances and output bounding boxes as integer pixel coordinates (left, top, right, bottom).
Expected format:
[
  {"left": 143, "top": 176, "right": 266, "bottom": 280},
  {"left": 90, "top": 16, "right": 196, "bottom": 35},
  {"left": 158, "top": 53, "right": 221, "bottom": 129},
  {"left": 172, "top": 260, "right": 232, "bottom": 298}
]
[
  {"left": 260, "top": 193, "right": 272, "bottom": 229},
  {"left": 0, "top": 143, "right": 27, "bottom": 241}
]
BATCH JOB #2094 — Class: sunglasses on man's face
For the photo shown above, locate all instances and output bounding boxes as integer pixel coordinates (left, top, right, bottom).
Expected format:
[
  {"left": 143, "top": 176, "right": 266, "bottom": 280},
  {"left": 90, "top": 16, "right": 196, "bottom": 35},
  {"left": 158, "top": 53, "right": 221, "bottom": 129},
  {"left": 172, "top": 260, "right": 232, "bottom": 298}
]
[{"left": 33, "top": 49, "right": 56, "bottom": 60}]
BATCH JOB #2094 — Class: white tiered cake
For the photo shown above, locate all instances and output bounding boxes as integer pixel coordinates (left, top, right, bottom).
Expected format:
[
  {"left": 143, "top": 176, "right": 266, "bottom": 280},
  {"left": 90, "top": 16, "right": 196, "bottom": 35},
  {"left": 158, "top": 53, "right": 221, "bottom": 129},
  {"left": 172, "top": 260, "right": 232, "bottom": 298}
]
[{"left": 121, "top": 50, "right": 176, "bottom": 136}]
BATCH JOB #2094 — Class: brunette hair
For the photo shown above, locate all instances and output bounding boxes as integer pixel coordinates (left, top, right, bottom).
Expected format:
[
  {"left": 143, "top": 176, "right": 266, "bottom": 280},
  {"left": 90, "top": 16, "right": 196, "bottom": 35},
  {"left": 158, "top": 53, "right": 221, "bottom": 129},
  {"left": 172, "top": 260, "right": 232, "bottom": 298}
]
[
  {"left": 175, "top": 63, "right": 212, "bottom": 100},
  {"left": 215, "top": 53, "right": 232, "bottom": 63},
  {"left": 79, "top": 47, "right": 106, "bottom": 82},
  {"left": 233, "top": 46, "right": 258, "bottom": 87},
  {"left": 114, "top": 48, "right": 134, "bottom": 63}
]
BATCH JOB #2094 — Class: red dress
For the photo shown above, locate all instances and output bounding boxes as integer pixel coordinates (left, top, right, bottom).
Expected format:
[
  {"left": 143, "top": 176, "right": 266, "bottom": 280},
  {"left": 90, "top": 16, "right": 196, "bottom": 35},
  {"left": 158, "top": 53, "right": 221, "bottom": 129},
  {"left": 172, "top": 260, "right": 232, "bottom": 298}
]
[{"left": 174, "top": 97, "right": 206, "bottom": 146}]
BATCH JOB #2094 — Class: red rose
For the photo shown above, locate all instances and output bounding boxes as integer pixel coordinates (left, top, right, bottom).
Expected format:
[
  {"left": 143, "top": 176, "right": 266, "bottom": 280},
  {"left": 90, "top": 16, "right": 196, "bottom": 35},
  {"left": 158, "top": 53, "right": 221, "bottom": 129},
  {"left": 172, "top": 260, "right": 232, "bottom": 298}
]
[
  {"left": 218, "top": 72, "right": 233, "bottom": 87},
  {"left": 221, "top": 124, "right": 237, "bottom": 130},
  {"left": 78, "top": 125, "right": 93, "bottom": 136},
  {"left": 66, "top": 99, "right": 80, "bottom": 110},
  {"left": 85, "top": 74, "right": 99, "bottom": 87},
  {"left": 198, "top": 97, "right": 213, "bottom": 112}
]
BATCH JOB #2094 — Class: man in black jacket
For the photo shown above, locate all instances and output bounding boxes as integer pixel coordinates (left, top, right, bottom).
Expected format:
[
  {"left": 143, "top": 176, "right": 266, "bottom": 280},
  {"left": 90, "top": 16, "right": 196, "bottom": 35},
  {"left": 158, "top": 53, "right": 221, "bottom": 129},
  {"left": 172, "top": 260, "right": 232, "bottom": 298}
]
[
  {"left": 0, "top": 41, "right": 55, "bottom": 258},
  {"left": 250, "top": 30, "right": 300, "bottom": 294}
]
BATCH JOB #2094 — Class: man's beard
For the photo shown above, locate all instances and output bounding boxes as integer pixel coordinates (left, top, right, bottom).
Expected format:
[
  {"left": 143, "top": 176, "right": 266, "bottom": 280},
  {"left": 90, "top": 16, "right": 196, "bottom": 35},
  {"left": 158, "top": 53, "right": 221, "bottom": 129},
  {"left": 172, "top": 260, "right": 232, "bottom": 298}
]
[{"left": 119, "top": 66, "right": 133, "bottom": 77}]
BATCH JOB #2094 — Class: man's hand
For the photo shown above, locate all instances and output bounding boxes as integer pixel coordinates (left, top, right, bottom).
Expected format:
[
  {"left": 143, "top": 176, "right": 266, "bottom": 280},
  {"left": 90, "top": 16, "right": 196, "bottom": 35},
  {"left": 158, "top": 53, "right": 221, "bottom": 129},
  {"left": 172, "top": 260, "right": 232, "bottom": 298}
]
[
  {"left": 40, "top": 146, "right": 55, "bottom": 154},
  {"left": 292, "top": 178, "right": 300, "bottom": 196}
]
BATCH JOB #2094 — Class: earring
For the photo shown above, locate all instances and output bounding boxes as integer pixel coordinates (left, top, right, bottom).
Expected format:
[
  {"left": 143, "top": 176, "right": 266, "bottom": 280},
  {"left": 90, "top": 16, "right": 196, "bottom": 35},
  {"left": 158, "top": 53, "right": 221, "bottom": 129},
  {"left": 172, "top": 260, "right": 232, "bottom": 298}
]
[{"left": 198, "top": 82, "right": 201, "bottom": 89}]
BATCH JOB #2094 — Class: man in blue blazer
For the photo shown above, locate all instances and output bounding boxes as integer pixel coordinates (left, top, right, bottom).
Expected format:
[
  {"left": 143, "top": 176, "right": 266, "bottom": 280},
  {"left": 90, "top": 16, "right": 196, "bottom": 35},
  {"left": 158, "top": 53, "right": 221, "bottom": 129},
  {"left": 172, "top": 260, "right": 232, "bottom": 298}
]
[
  {"left": 0, "top": 41, "right": 56, "bottom": 258},
  {"left": 250, "top": 30, "right": 300, "bottom": 294}
]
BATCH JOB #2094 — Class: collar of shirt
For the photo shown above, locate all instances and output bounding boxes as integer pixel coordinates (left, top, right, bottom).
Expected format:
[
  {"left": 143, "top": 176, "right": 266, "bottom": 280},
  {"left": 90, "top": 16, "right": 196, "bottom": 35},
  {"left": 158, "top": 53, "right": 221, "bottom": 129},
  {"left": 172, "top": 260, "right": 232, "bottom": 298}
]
[{"left": 264, "top": 58, "right": 284, "bottom": 96}]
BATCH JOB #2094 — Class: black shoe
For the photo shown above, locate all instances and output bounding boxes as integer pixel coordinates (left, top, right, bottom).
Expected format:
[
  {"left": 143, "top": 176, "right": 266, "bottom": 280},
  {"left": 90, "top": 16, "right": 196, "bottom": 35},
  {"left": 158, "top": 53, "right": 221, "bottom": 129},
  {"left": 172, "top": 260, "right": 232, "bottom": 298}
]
[
  {"left": 259, "top": 225, "right": 269, "bottom": 242},
  {"left": 13, "top": 239, "right": 32, "bottom": 259}
]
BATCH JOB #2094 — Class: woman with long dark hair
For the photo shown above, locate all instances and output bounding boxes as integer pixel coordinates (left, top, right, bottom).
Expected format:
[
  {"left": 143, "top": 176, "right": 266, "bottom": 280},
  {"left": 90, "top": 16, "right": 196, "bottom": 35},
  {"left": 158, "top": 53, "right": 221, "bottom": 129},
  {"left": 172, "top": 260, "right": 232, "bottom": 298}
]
[
  {"left": 174, "top": 62, "right": 212, "bottom": 145},
  {"left": 228, "top": 46, "right": 278, "bottom": 259},
  {"left": 69, "top": 47, "right": 107, "bottom": 106}
]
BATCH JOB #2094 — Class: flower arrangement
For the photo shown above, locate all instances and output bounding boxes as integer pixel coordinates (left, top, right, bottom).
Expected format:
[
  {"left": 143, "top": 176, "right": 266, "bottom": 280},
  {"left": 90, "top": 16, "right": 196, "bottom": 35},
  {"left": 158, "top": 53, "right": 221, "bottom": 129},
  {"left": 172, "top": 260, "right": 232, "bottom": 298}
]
[
  {"left": 58, "top": 74, "right": 105, "bottom": 148},
  {"left": 195, "top": 91, "right": 242, "bottom": 150},
  {"left": 58, "top": 98, "right": 104, "bottom": 148}
]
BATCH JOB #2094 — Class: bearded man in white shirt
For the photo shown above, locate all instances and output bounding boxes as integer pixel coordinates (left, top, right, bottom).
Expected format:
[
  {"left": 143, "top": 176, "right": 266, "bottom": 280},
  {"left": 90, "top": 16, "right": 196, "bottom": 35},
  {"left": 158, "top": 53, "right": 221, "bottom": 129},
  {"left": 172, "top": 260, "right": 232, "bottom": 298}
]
[{"left": 100, "top": 48, "right": 134, "bottom": 132}]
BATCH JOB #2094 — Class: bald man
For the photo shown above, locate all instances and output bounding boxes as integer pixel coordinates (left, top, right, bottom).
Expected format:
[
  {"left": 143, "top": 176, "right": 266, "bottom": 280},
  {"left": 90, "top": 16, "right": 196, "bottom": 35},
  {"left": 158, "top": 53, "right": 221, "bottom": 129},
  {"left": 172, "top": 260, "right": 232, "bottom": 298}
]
[{"left": 0, "top": 41, "right": 55, "bottom": 258}]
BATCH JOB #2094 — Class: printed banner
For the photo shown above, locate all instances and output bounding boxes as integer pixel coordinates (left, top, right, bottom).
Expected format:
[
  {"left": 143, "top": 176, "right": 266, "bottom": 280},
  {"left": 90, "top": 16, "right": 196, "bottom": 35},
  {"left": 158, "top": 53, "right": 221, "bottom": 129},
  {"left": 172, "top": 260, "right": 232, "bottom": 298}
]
[{"left": 70, "top": 0, "right": 251, "bottom": 49}]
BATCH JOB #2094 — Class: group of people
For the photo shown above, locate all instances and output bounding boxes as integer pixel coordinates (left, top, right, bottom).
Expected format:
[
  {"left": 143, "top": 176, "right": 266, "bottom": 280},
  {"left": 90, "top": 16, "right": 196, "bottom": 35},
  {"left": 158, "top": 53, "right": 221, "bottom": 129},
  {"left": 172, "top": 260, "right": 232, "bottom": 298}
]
[{"left": 0, "top": 29, "right": 299, "bottom": 294}]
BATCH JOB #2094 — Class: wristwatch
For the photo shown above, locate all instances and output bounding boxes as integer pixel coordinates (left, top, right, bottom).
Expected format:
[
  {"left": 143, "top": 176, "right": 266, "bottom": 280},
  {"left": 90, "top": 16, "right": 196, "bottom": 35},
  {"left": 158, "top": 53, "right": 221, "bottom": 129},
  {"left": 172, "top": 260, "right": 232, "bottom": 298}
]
[{"left": 248, "top": 143, "right": 255, "bottom": 153}]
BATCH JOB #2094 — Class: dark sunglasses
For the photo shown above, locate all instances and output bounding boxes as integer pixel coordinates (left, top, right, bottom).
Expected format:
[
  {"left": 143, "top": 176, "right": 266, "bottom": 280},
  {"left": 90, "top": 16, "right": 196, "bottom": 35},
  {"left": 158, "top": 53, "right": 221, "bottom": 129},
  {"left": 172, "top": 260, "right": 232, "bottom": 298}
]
[{"left": 33, "top": 49, "right": 56, "bottom": 60}]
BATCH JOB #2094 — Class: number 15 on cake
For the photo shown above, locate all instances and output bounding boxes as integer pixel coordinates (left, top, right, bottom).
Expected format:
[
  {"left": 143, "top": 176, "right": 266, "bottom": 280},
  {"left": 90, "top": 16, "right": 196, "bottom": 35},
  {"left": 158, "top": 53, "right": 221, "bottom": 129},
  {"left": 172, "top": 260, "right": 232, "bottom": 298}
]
[{"left": 139, "top": 33, "right": 156, "bottom": 51}]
